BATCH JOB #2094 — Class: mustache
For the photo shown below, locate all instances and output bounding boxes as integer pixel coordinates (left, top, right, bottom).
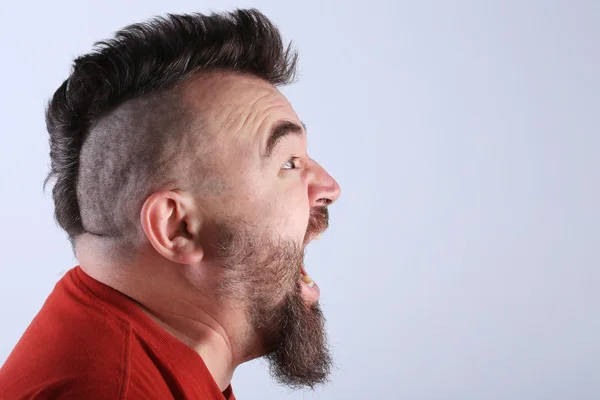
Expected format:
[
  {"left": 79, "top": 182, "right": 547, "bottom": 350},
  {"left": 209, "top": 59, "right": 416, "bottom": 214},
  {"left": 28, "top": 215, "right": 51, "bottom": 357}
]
[{"left": 304, "top": 206, "right": 329, "bottom": 245}]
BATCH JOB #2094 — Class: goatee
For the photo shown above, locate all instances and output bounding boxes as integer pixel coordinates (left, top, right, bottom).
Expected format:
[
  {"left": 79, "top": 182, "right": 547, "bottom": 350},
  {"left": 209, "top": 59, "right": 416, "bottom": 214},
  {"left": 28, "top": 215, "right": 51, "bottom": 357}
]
[{"left": 261, "top": 289, "right": 332, "bottom": 389}]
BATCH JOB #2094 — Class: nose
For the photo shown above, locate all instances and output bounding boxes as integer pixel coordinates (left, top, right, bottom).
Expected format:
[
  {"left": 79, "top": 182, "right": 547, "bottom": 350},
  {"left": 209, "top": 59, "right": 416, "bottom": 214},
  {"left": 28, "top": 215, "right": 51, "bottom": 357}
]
[{"left": 308, "top": 160, "right": 341, "bottom": 207}]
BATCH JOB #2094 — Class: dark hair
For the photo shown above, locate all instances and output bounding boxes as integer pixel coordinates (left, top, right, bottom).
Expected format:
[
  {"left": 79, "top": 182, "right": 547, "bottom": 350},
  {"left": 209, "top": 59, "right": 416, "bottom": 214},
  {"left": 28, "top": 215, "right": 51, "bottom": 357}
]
[{"left": 44, "top": 8, "right": 298, "bottom": 245}]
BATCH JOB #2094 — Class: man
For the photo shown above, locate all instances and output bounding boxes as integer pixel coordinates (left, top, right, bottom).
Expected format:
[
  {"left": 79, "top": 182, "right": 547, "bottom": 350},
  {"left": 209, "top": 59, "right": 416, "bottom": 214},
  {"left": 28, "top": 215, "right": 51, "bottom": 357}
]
[{"left": 0, "top": 8, "right": 341, "bottom": 399}]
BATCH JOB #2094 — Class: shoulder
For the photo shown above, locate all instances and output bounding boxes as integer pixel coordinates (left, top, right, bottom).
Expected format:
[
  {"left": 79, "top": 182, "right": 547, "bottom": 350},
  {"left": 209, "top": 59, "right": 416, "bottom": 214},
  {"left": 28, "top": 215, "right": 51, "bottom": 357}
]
[
  {"left": 0, "top": 275, "right": 134, "bottom": 399},
  {"left": 0, "top": 361, "right": 129, "bottom": 399}
]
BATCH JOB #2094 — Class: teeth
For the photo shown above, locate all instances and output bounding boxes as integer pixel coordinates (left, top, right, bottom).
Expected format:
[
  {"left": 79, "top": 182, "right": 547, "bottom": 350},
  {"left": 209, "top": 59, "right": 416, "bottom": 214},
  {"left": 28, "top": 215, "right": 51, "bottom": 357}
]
[
  {"left": 314, "top": 233, "right": 322, "bottom": 240},
  {"left": 301, "top": 274, "right": 313, "bottom": 284}
]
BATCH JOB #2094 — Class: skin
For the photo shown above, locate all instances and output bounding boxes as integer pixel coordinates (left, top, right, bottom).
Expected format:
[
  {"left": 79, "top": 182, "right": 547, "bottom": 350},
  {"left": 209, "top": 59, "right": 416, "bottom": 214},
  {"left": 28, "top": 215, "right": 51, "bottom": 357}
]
[{"left": 76, "top": 72, "right": 341, "bottom": 391}]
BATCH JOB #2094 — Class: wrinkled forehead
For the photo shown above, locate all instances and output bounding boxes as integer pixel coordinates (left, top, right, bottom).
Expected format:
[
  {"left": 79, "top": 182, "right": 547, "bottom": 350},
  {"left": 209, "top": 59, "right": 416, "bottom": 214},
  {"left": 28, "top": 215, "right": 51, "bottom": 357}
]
[{"left": 182, "top": 72, "right": 298, "bottom": 136}]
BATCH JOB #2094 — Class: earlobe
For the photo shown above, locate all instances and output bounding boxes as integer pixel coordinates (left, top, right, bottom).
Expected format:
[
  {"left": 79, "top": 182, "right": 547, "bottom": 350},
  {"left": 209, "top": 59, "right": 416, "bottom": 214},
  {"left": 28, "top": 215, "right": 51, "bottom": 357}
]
[{"left": 140, "top": 190, "right": 204, "bottom": 265}]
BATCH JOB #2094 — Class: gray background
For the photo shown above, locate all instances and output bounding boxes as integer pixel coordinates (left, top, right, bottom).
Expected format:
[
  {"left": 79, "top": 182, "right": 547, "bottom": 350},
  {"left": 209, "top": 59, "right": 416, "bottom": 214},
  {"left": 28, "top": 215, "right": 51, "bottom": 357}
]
[{"left": 1, "top": 1, "right": 598, "bottom": 399}]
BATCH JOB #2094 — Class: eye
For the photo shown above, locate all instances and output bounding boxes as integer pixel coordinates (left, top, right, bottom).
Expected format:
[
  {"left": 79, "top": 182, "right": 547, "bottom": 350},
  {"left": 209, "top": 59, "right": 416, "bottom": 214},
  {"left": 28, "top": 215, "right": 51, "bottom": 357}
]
[{"left": 282, "top": 157, "right": 300, "bottom": 170}]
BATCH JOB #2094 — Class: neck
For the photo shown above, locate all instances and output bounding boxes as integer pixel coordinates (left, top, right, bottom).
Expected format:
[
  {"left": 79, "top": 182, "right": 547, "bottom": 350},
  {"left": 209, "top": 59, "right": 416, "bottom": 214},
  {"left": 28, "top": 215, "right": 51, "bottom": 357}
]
[
  {"left": 133, "top": 299, "right": 236, "bottom": 391},
  {"left": 76, "top": 238, "right": 248, "bottom": 392}
]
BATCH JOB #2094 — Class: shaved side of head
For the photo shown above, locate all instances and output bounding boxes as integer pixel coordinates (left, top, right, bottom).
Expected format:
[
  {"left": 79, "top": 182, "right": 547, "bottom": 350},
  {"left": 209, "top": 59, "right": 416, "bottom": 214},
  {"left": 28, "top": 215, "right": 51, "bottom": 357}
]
[{"left": 78, "top": 87, "right": 212, "bottom": 244}]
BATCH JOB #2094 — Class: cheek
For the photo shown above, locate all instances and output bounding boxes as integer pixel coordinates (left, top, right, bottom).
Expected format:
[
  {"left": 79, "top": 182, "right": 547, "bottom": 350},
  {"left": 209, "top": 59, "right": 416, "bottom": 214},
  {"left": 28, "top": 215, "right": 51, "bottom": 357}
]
[
  {"left": 275, "top": 197, "right": 310, "bottom": 239},
  {"left": 250, "top": 180, "right": 310, "bottom": 238}
]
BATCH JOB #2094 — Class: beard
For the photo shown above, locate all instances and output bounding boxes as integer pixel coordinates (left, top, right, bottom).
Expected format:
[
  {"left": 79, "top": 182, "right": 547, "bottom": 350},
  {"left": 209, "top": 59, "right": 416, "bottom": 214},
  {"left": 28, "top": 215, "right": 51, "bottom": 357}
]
[{"left": 213, "top": 206, "right": 332, "bottom": 389}]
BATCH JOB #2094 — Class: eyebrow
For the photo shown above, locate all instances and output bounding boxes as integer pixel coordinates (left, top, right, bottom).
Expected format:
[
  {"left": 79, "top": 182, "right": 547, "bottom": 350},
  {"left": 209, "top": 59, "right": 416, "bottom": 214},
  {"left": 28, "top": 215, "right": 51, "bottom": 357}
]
[{"left": 264, "top": 120, "right": 306, "bottom": 158}]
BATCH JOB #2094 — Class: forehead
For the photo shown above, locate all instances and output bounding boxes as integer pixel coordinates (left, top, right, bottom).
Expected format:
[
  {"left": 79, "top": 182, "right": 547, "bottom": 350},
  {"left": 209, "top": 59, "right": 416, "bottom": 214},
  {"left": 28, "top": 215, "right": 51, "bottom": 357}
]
[{"left": 182, "top": 72, "right": 299, "bottom": 136}]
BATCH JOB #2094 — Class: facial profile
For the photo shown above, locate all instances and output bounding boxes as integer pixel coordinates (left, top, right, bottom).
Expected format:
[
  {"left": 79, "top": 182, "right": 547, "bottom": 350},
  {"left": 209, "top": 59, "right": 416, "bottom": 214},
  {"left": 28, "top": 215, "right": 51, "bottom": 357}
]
[
  {"left": 176, "top": 73, "right": 339, "bottom": 388},
  {"left": 37, "top": 8, "right": 342, "bottom": 396}
]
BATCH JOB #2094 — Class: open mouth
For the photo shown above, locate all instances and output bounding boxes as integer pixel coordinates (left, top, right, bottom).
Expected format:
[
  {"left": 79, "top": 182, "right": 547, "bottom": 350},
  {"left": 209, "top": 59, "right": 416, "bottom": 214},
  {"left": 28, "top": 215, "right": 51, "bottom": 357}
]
[
  {"left": 298, "top": 233, "right": 322, "bottom": 302},
  {"left": 300, "top": 266, "right": 315, "bottom": 288},
  {"left": 299, "top": 266, "right": 320, "bottom": 303}
]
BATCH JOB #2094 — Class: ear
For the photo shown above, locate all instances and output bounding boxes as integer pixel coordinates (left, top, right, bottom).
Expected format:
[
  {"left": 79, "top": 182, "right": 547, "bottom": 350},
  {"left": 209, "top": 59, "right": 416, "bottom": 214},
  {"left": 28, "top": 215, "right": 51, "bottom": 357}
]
[{"left": 140, "top": 190, "right": 204, "bottom": 265}]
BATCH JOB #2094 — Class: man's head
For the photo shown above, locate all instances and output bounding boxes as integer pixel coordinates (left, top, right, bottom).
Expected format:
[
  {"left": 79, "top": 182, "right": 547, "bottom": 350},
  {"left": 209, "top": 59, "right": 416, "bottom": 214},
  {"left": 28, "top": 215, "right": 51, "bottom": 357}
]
[{"left": 45, "top": 9, "right": 340, "bottom": 389}]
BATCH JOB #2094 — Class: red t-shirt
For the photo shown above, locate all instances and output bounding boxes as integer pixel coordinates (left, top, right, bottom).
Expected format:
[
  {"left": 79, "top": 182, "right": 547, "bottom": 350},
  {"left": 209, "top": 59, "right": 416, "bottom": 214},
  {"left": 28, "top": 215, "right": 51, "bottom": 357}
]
[{"left": 0, "top": 266, "right": 235, "bottom": 399}]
